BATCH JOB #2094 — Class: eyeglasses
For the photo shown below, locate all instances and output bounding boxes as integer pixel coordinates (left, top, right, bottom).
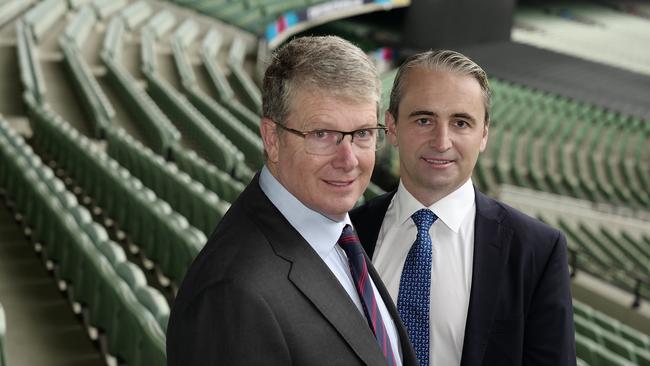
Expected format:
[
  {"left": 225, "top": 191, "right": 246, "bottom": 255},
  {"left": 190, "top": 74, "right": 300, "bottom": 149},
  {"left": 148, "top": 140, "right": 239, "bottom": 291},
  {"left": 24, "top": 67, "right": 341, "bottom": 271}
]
[{"left": 273, "top": 121, "right": 387, "bottom": 156}]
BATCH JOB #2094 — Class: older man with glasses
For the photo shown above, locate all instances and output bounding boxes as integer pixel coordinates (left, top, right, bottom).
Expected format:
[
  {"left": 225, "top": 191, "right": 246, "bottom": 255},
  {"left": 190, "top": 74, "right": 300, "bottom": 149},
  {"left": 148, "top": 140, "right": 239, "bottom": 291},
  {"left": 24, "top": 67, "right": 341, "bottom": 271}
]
[{"left": 167, "top": 35, "right": 418, "bottom": 366}]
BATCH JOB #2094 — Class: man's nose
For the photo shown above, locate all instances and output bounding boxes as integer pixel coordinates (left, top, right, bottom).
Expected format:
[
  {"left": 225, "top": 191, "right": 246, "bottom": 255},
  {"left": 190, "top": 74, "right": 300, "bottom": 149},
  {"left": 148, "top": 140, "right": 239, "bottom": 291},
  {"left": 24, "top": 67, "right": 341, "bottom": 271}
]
[
  {"left": 332, "top": 135, "right": 359, "bottom": 170},
  {"left": 430, "top": 124, "right": 452, "bottom": 152}
]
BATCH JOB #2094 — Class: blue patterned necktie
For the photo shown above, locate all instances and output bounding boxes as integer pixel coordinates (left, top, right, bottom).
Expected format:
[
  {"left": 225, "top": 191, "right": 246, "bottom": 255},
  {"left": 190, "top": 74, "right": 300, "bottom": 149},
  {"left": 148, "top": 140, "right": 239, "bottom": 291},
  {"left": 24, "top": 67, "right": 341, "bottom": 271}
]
[
  {"left": 339, "top": 225, "right": 397, "bottom": 366},
  {"left": 397, "top": 209, "right": 437, "bottom": 366}
]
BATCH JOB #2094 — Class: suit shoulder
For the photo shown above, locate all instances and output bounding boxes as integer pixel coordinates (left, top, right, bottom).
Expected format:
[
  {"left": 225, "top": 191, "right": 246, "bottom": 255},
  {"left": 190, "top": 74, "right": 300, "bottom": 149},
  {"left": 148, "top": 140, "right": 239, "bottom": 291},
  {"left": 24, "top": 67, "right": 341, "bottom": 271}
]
[
  {"left": 350, "top": 191, "right": 394, "bottom": 223},
  {"left": 179, "top": 202, "right": 282, "bottom": 296},
  {"left": 481, "top": 194, "right": 565, "bottom": 250}
]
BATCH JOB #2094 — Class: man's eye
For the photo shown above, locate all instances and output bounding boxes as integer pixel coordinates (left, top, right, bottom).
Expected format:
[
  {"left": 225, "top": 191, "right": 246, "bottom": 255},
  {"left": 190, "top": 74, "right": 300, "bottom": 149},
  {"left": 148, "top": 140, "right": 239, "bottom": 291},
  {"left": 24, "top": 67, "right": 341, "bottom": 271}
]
[
  {"left": 455, "top": 120, "right": 469, "bottom": 128},
  {"left": 354, "top": 129, "right": 372, "bottom": 139},
  {"left": 312, "top": 130, "right": 331, "bottom": 139},
  {"left": 415, "top": 118, "right": 430, "bottom": 126}
]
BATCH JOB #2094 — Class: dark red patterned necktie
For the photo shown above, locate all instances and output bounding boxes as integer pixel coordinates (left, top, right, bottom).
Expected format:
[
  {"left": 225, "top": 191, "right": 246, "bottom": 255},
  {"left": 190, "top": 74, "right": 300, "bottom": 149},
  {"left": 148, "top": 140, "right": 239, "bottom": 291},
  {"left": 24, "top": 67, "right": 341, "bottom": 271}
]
[{"left": 338, "top": 224, "right": 397, "bottom": 366}]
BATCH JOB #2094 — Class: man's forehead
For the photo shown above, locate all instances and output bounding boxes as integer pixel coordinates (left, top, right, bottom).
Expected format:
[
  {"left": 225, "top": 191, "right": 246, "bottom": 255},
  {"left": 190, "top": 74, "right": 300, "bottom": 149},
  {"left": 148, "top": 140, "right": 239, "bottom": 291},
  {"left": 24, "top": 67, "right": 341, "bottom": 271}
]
[{"left": 292, "top": 84, "right": 377, "bottom": 106}]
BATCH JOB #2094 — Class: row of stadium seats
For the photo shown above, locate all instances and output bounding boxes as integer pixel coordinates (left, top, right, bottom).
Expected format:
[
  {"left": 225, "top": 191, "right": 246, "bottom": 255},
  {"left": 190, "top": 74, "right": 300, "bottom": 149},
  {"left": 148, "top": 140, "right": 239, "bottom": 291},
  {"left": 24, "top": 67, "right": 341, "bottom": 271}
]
[
  {"left": 0, "top": 115, "right": 166, "bottom": 365},
  {"left": 513, "top": 3, "right": 650, "bottom": 76},
  {"left": 143, "top": 65, "right": 251, "bottom": 175},
  {"left": 106, "top": 127, "right": 230, "bottom": 236},
  {"left": 16, "top": 21, "right": 46, "bottom": 105},
  {"left": 0, "top": 0, "right": 33, "bottom": 29},
  {"left": 201, "top": 29, "right": 260, "bottom": 133},
  {"left": 59, "top": 34, "right": 114, "bottom": 139},
  {"left": 225, "top": 37, "right": 262, "bottom": 112},
  {"left": 135, "top": 14, "right": 260, "bottom": 176},
  {"left": 574, "top": 300, "right": 650, "bottom": 365},
  {"left": 27, "top": 97, "right": 206, "bottom": 287},
  {"left": 102, "top": 42, "right": 181, "bottom": 157},
  {"left": 558, "top": 218, "right": 650, "bottom": 299},
  {"left": 166, "top": 22, "right": 264, "bottom": 168},
  {"left": 480, "top": 79, "right": 650, "bottom": 209},
  {"left": 170, "top": 144, "right": 246, "bottom": 201}
]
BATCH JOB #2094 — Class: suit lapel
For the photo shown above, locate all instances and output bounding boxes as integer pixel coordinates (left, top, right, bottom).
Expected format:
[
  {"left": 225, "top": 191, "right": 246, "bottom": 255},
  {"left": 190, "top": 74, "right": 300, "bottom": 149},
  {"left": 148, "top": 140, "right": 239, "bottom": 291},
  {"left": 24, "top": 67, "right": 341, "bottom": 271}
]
[
  {"left": 460, "top": 189, "right": 513, "bottom": 366},
  {"left": 243, "top": 178, "right": 388, "bottom": 365},
  {"left": 287, "top": 254, "right": 389, "bottom": 365}
]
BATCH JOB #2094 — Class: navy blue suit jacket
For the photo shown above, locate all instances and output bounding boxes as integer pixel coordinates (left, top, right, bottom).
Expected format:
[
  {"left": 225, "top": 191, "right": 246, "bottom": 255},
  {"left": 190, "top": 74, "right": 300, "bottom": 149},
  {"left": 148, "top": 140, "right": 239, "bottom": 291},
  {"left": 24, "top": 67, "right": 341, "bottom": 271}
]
[{"left": 350, "top": 187, "right": 576, "bottom": 366}]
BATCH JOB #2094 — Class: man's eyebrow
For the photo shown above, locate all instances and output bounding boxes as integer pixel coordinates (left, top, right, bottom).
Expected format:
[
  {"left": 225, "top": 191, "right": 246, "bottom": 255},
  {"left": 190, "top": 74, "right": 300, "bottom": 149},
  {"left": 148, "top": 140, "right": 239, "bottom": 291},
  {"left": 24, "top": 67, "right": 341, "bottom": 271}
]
[
  {"left": 408, "top": 110, "right": 436, "bottom": 118},
  {"left": 407, "top": 110, "right": 478, "bottom": 123},
  {"left": 452, "top": 112, "right": 476, "bottom": 122}
]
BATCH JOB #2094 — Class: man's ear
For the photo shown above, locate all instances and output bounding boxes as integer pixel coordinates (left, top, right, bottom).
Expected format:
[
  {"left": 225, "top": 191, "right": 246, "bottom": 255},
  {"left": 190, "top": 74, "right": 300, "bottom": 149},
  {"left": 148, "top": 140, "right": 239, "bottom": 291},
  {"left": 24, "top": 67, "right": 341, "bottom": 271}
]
[
  {"left": 385, "top": 111, "right": 398, "bottom": 147},
  {"left": 260, "top": 117, "right": 280, "bottom": 163},
  {"left": 479, "top": 120, "right": 489, "bottom": 152}
]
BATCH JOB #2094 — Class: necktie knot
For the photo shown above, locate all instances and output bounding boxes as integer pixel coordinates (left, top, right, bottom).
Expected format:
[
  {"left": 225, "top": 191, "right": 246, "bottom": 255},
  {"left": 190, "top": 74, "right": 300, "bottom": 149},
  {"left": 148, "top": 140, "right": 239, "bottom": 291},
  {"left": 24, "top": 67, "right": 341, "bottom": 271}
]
[
  {"left": 411, "top": 209, "right": 437, "bottom": 234},
  {"left": 339, "top": 224, "right": 363, "bottom": 258}
]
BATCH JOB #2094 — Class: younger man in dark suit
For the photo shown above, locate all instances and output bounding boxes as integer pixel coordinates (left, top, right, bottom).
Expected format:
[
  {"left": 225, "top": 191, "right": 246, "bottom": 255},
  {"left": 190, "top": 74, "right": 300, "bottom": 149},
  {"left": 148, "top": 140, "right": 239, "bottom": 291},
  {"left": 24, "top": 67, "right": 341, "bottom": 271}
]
[
  {"left": 167, "top": 36, "right": 417, "bottom": 365},
  {"left": 351, "top": 50, "right": 576, "bottom": 366}
]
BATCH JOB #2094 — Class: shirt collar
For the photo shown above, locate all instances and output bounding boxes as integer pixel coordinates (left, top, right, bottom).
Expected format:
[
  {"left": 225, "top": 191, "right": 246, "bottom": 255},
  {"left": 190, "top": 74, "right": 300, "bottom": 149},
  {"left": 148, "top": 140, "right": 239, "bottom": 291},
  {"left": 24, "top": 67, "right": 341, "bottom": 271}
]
[
  {"left": 394, "top": 178, "right": 475, "bottom": 233},
  {"left": 259, "top": 166, "right": 350, "bottom": 258}
]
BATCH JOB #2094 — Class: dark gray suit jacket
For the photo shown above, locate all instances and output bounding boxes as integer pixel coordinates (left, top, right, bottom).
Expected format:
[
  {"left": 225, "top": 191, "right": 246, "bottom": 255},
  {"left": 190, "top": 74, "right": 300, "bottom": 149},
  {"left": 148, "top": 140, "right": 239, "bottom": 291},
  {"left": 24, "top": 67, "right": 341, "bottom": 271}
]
[
  {"left": 167, "top": 175, "right": 418, "bottom": 365},
  {"left": 350, "top": 187, "right": 576, "bottom": 366}
]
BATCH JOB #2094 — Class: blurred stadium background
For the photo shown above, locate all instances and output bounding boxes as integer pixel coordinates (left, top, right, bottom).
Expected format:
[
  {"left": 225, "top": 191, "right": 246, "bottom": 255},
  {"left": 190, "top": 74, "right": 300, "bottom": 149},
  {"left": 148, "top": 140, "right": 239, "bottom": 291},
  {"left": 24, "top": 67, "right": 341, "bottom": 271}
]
[{"left": 0, "top": 0, "right": 649, "bottom": 364}]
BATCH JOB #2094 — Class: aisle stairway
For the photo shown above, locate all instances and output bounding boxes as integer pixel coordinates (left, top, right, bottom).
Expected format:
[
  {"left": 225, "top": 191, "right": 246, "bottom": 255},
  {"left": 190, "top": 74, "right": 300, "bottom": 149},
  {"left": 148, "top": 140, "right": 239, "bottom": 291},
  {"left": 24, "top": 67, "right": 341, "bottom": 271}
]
[{"left": 0, "top": 201, "right": 104, "bottom": 366}]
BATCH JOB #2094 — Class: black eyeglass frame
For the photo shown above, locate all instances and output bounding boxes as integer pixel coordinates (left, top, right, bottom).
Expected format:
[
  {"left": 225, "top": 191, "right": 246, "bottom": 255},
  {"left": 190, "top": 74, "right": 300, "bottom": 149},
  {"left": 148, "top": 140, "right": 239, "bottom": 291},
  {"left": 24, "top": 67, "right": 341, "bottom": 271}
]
[{"left": 272, "top": 120, "right": 388, "bottom": 152}]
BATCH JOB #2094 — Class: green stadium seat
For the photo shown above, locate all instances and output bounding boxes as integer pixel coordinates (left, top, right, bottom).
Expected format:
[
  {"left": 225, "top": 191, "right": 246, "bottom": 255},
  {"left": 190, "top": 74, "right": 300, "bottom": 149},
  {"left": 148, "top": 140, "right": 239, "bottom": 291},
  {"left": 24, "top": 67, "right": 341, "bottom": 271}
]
[
  {"left": 70, "top": 206, "right": 94, "bottom": 229},
  {"left": 576, "top": 333, "right": 636, "bottom": 366},
  {"left": 59, "top": 38, "right": 114, "bottom": 138},
  {"left": 102, "top": 56, "right": 180, "bottom": 156},
  {"left": 169, "top": 226, "right": 205, "bottom": 284},
  {"left": 135, "top": 286, "right": 170, "bottom": 332},
  {"left": 98, "top": 240, "right": 128, "bottom": 267},
  {"left": 634, "top": 348, "right": 650, "bottom": 366},
  {"left": 600, "top": 328, "right": 639, "bottom": 363},
  {"left": 576, "top": 333, "right": 599, "bottom": 366},
  {"left": 106, "top": 279, "right": 142, "bottom": 363},
  {"left": 136, "top": 316, "right": 166, "bottom": 366},
  {"left": 574, "top": 314, "right": 603, "bottom": 344},
  {"left": 188, "top": 88, "right": 264, "bottom": 168},
  {"left": 618, "top": 323, "right": 650, "bottom": 351},
  {"left": 0, "top": 301, "right": 5, "bottom": 366},
  {"left": 170, "top": 146, "right": 245, "bottom": 203},
  {"left": 83, "top": 222, "right": 110, "bottom": 247},
  {"left": 115, "top": 261, "right": 148, "bottom": 290},
  {"left": 143, "top": 73, "right": 250, "bottom": 173}
]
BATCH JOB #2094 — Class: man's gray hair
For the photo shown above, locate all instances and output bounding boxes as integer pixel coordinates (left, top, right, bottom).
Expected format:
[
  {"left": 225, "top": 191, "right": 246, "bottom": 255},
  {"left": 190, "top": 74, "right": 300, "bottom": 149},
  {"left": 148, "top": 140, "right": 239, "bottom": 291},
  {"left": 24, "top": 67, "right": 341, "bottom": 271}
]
[
  {"left": 262, "top": 36, "right": 381, "bottom": 125},
  {"left": 388, "top": 50, "right": 491, "bottom": 124}
]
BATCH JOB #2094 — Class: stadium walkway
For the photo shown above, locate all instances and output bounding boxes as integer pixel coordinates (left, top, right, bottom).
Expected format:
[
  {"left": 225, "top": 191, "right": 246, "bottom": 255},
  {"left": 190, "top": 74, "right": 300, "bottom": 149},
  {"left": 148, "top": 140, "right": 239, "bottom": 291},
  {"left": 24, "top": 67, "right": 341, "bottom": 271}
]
[
  {"left": 0, "top": 201, "right": 104, "bottom": 366},
  {"left": 460, "top": 41, "right": 650, "bottom": 121}
]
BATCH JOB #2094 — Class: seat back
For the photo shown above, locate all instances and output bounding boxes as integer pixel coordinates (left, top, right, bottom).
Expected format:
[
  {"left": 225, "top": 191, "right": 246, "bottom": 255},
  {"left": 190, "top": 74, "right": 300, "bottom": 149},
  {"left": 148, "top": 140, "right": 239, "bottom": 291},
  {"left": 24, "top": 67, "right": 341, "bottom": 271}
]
[{"left": 0, "top": 301, "right": 6, "bottom": 366}]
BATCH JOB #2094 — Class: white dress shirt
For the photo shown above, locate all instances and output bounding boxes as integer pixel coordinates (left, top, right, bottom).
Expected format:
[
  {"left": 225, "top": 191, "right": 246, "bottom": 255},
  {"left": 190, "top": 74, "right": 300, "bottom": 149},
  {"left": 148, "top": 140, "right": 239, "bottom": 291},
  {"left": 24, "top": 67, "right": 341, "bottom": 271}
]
[
  {"left": 373, "top": 178, "right": 476, "bottom": 366},
  {"left": 259, "top": 166, "right": 402, "bottom": 364}
]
